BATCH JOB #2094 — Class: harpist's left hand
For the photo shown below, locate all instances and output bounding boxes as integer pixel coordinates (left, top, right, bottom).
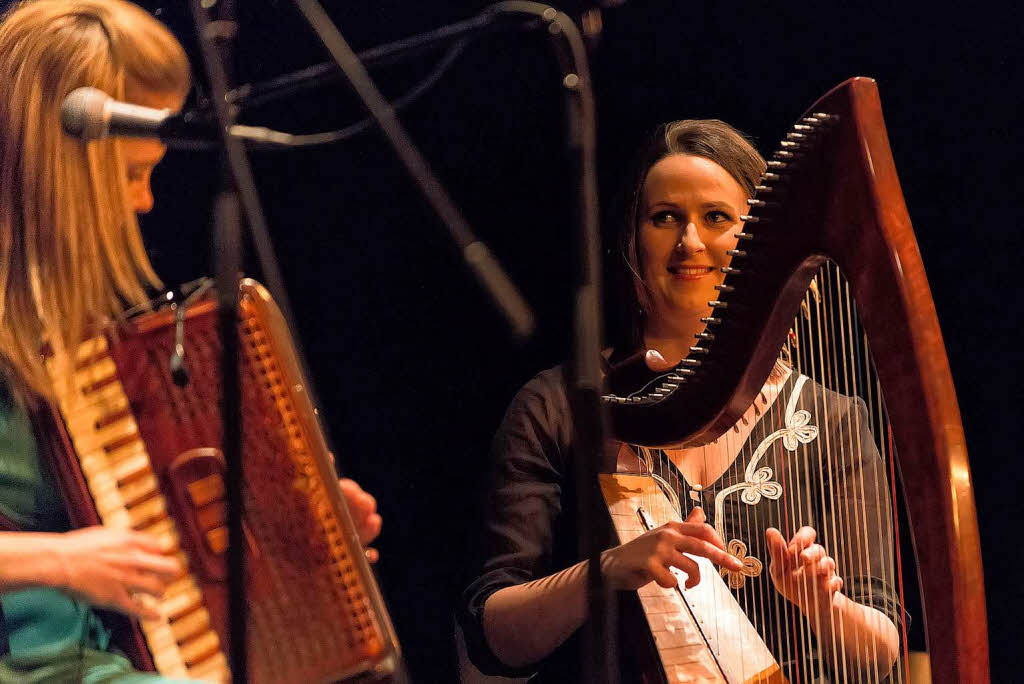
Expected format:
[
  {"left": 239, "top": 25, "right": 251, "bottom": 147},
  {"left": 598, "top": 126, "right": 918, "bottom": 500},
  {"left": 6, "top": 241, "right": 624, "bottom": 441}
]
[
  {"left": 338, "top": 478, "right": 382, "bottom": 562},
  {"left": 765, "top": 526, "right": 842, "bottom": 617}
]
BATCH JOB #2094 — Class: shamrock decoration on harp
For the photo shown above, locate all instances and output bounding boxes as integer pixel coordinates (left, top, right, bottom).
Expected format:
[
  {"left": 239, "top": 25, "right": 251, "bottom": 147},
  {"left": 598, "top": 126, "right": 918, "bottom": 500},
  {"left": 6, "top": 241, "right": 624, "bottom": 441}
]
[{"left": 720, "top": 538, "right": 762, "bottom": 589}]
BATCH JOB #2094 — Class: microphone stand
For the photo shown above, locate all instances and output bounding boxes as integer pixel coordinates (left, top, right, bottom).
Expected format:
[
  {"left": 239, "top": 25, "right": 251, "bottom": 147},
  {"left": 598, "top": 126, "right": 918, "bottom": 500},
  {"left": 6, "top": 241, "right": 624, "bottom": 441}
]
[
  {"left": 288, "top": 2, "right": 614, "bottom": 681},
  {"left": 187, "top": 2, "right": 257, "bottom": 681}
]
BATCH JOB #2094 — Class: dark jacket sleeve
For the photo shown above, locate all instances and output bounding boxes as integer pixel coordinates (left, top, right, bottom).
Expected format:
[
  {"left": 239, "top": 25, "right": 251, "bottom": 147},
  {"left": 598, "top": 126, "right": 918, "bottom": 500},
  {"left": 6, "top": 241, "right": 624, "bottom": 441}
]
[
  {"left": 457, "top": 366, "right": 573, "bottom": 677},
  {"left": 824, "top": 394, "right": 907, "bottom": 634}
]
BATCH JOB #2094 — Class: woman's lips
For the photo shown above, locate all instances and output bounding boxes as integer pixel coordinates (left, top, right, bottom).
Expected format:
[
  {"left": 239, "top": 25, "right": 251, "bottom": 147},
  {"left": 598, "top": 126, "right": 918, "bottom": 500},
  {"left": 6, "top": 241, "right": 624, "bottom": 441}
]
[{"left": 668, "top": 265, "right": 714, "bottom": 281}]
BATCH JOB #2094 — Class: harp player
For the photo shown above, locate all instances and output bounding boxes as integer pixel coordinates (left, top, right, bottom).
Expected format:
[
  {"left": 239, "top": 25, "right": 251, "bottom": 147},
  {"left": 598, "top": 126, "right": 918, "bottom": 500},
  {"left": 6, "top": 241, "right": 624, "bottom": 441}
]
[
  {"left": 0, "top": 1, "right": 380, "bottom": 681},
  {"left": 458, "top": 120, "right": 903, "bottom": 682}
]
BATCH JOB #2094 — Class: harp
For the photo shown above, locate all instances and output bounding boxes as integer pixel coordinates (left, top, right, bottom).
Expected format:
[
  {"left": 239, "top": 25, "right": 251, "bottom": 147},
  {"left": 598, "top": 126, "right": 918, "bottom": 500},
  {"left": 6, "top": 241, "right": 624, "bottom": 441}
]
[
  {"left": 601, "top": 78, "right": 988, "bottom": 682},
  {"left": 42, "top": 279, "right": 400, "bottom": 682}
]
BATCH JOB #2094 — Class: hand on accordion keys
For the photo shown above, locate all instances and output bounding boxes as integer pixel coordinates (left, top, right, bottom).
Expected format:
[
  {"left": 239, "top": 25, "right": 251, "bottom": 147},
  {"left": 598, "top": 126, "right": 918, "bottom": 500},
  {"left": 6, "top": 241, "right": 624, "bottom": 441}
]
[
  {"left": 338, "top": 477, "right": 382, "bottom": 563},
  {"left": 53, "top": 526, "right": 183, "bottom": 620},
  {"left": 48, "top": 477, "right": 381, "bottom": 621}
]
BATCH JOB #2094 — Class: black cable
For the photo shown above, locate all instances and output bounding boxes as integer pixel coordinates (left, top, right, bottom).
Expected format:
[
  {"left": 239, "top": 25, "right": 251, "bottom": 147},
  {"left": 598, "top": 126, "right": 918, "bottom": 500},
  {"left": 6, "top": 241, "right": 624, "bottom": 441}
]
[
  {"left": 291, "top": 0, "right": 535, "bottom": 340},
  {"left": 244, "top": 39, "right": 468, "bottom": 149},
  {"left": 226, "top": 12, "right": 502, "bottom": 110}
]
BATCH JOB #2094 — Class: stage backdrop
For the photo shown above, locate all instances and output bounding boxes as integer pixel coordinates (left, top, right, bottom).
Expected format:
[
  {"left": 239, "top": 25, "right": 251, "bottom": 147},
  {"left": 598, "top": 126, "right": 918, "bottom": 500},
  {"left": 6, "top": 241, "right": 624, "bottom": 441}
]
[{"left": 116, "top": 1, "right": 1022, "bottom": 680}]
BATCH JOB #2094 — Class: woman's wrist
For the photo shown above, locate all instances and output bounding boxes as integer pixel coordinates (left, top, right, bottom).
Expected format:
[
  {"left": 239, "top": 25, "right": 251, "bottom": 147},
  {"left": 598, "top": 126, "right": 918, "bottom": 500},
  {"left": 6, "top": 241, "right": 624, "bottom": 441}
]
[
  {"left": 0, "top": 531, "right": 68, "bottom": 591},
  {"left": 807, "top": 589, "right": 844, "bottom": 625},
  {"left": 45, "top": 533, "right": 72, "bottom": 590}
]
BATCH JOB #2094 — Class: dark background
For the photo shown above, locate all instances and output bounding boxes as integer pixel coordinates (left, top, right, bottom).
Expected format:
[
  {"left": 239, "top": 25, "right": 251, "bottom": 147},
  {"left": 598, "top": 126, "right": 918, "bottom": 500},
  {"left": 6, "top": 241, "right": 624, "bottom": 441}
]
[{"left": 116, "top": 0, "right": 1024, "bottom": 680}]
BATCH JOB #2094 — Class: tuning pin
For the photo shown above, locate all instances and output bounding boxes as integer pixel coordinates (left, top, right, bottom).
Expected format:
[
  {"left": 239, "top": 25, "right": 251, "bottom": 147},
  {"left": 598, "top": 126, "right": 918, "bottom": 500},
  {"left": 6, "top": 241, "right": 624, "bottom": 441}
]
[{"left": 809, "top": 277, "right": 821, "bottom": 304}]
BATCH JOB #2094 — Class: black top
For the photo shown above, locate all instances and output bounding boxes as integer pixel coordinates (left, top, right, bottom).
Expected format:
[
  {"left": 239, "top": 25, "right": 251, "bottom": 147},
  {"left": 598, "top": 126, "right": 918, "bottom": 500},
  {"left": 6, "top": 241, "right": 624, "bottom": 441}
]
[{"left": 458, "top": 364, "right": 904, "bottom": 683}]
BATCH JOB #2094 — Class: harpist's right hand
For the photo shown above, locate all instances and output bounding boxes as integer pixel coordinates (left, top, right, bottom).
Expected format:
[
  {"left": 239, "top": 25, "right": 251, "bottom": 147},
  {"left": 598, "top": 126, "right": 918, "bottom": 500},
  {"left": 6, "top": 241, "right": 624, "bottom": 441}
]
[
  {"left": 600, "top": 507, "right": 744, "bottom": 591},
  {"left": 54, "top": 526, "right": 183, "bottom": 620}
]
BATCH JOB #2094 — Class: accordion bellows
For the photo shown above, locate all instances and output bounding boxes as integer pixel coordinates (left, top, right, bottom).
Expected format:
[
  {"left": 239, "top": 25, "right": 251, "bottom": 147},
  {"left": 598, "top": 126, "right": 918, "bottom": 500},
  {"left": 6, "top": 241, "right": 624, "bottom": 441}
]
[{"left": 47, "top": 279, "right": 399, "bottom": 682}]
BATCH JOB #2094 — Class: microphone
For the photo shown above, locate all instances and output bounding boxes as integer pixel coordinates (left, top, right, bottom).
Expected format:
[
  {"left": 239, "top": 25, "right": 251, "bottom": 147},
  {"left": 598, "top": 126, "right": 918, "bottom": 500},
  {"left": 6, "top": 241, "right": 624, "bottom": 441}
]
[
  {"left": 60, "top": 87, "right": 294, "bottom": 148},
  {"left": 61, "top": 87, "right": 217, "bottom": 145}
]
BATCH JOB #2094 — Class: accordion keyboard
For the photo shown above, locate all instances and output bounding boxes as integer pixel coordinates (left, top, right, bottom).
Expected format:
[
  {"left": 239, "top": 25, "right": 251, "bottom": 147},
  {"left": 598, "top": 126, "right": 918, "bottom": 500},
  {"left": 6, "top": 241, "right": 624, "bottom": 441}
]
[{"left": 48, "top": 336, "right": 230, "bottom": 682}]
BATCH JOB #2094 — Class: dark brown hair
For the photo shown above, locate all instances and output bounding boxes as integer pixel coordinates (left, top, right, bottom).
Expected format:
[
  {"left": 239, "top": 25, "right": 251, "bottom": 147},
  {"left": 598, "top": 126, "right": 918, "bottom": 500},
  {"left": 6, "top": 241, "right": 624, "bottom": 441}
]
[{"left": 609, "top": 119, "right": 766, "bottom": 350}]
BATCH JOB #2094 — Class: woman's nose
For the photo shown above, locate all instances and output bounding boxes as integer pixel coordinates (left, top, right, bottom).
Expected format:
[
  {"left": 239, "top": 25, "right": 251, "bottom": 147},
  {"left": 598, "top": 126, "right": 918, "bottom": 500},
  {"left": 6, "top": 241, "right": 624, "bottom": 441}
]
[
  {"left": 132, "top": 183, "right": 154, "bottom": 214},
  {"left": 674, "top": 223, "right": 706, "bottom": 254}
]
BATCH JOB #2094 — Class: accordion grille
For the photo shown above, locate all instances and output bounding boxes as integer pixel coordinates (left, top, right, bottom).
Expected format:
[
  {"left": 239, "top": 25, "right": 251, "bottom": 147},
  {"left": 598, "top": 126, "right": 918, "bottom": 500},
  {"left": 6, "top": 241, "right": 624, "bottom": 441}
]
[{"left": 46, "top": 281, "right": 394, "bottom": 682}]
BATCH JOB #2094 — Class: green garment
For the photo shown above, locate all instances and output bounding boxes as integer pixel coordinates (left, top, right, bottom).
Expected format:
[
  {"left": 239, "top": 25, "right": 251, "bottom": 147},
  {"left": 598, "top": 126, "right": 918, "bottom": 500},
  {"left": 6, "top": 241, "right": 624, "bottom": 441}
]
[
  {"left": 0, "top": 646, "right": 195, "bottom": 684},
  {"left": 0, "top": 386, "right": 194, "bottom": 682},
  {"left": 0, "top": 388, "right": 110, "bottom": 660}
]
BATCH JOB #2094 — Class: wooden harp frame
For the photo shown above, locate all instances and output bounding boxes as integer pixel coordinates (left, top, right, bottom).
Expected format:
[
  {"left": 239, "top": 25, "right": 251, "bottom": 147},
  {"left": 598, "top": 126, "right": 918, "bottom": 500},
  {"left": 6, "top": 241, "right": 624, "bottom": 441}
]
[{"left": 603, "top": 77, "right": 988, "bottom": 681}]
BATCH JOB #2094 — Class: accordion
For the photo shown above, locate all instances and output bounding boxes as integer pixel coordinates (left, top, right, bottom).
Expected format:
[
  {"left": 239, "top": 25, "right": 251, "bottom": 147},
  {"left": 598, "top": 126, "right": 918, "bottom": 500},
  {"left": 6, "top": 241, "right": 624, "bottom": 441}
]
[{"left": 43, "top": 279, "right": 399, "bottom": 682}]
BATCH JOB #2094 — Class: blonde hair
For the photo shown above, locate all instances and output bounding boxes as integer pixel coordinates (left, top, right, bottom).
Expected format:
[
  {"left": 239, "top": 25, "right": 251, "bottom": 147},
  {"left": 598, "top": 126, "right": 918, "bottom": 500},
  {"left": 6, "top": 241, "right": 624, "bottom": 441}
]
[{"left": 0, "top": 0, "right": 189, "bottom": 399}]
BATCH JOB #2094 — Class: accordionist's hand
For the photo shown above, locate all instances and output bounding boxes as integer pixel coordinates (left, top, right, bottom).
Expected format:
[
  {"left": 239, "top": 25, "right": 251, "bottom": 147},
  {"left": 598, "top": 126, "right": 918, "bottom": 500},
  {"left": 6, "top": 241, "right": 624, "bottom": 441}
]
[
  {"left": 765, "top": 526, "right": 843, "bottom": 616},
  {"left": 600, "top": 507, "right": 744, "bottom": 591},
  {"left": 338, "top": 478, "right": 382, "bottom": 563},
  {"left": 55, "top": 526, "right": 182, "bottom": 620}
]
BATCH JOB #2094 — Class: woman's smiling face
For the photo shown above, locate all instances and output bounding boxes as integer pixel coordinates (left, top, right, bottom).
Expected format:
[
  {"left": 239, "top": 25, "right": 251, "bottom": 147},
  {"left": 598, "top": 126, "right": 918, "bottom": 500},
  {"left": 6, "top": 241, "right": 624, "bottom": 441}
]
[{"left": 638, "top": 153, "right": 749, "bottom": 334}]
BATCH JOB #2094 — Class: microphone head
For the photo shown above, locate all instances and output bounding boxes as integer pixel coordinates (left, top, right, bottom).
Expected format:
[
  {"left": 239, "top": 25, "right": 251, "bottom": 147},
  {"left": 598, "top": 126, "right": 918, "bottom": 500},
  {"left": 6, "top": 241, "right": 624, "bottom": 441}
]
[{"left": 60, "top": 87, "right": 111, "bottom": 140}]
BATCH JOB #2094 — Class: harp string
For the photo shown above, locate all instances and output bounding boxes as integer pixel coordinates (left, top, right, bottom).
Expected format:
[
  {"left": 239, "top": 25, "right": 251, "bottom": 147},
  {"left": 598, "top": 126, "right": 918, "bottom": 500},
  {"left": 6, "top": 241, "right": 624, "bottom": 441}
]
[
  {"left": 641, "top": 263, "right": 910, "bottom": 682},
  {"left": 825, "top": 262, "right": 861, "bottom": 684},
  {"left": 841, "top": 262, "right": 883, "bottom": 684},
  {"left": 807, "top": 271, "right": 834, "bottom": 681},
  {"left": 822, "top": 263, "right": 861, "bottom": 683},
  {"left": 785, "top": 299, "right": 806, "bottom": 683},
  {"left": 768, "top": 383, "right": 790, "bottom": 678}
]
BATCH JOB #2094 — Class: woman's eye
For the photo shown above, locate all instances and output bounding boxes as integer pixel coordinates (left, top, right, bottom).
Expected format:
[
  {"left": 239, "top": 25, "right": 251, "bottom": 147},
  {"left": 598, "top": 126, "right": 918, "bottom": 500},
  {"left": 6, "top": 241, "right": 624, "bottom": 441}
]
[
  {"left": 651, "top": 210, "right": 679, "bottom": 226},
  {"left": 707, "top": 210, "right": 733, "bottom": 224}
]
